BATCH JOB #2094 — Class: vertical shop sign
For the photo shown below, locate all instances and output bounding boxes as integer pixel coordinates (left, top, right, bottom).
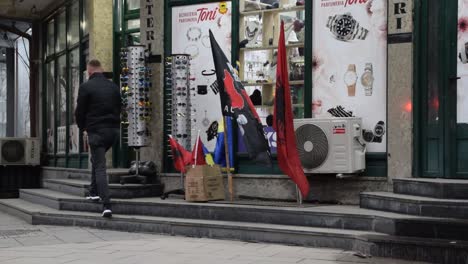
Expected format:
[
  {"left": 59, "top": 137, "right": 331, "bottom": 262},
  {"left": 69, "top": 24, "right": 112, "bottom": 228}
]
[
  {"left": 171, "top": 2, "right": 232, "bottom": 151},
  {"left": 312, "top": 0, "right": 388, "bottom": 152},
  {"left": 388, "top": 0, "right": 412, "bottom": 34},
  {"left": 141, "top": 0, "right": 156, "bottom": 54}
]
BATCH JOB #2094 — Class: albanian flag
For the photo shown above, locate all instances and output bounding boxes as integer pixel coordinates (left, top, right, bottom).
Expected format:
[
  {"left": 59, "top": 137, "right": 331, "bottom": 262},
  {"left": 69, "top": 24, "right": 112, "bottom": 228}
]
[
  {"left": 209, "top": 30, "right": 272, "bottom": 167},
  {"left": 191, "top": 135, "right": 207, "bottom": 166},
  {"left": 273, "top": 21, "right": 310, "bottom": 197},
  {"left": 168, "top": 135, "right": 192, "bottom": 173}
]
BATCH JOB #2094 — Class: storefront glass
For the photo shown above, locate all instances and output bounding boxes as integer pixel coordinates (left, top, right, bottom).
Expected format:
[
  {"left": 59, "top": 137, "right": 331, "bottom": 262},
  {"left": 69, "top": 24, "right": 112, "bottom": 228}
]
[
  {"left": 69, "top": 1, "right": 80, "bottom": 45},
  {"left": 47, "top": 20, "right": 55, "bottom": 57},
  {"left": 0, "top": 59, "right": 6, "bottom": 137},
  {"left": 83, "top": 0, "right": 89, "bottom": 36},
  {"left": 126, "top": 0, "right": 140, "bottom": 11},
  {"left": 47, "top": 61, "right": 55, "bottom": 153},
  {"left": 69, "top": 48, "right": 80, "bottom": 153},
  {"left": 57, "top": 12, "right": 67, "bottom": 52},
  {"left": 57, "top": 55, "right": 67, "bottom": 153}
]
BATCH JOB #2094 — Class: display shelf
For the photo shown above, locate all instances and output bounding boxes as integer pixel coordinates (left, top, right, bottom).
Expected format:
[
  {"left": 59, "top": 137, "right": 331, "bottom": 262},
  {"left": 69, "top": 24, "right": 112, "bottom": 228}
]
[
  {"left": 240, "top": 42, "right": 304, "bottom": 51},
  {"left": 240, "top": 5, "right": 305, "bottom": 16},
  {"left": 242, "top": 80, "right": 304, "bottom": 87}
]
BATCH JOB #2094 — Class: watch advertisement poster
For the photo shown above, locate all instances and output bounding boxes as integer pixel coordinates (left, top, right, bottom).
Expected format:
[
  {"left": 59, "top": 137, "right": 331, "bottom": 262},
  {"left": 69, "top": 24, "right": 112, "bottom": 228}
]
[
  {"left": 312, "top": 0, "right": 387, "bottom": 152},
  {"left": 457, "top": 0, "right": 468, "bottom": 124},
  {"left": 171, "top": 2, "right": 232, "bottom": 151}
]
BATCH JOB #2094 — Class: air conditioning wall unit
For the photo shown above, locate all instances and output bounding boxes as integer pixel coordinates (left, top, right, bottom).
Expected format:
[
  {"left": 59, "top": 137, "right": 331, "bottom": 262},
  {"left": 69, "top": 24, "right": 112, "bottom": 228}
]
[
  {"left": 294, "top": 118, "right": 366, "bottom": 174},
  {"left": 0, "top": 138, "right": 40, "bottom": 166}
]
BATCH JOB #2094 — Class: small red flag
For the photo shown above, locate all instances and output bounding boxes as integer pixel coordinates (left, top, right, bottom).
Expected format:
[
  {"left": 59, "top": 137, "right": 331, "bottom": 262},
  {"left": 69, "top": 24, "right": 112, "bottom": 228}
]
[
  {"left": 168, "top": 135, "right": 192, "bottom": 173},
  {"left": 273, "top": 21, "right": 310, "bottom": 197},
  {"left": 191, "top": 136, "right": 207, "bottom": 166}
]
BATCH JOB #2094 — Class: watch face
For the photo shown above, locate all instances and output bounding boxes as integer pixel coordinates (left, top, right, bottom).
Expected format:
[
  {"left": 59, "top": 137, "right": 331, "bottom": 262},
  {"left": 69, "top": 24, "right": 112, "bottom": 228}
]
[
  {"left": 334, "top": 16, "right": 354, "bottom": 37},
  {"left": 344, "top": 71, "right": 358, "bottom": 85},
  {"left": 361, "top": 72, "right": 374, "bottom": 87}
]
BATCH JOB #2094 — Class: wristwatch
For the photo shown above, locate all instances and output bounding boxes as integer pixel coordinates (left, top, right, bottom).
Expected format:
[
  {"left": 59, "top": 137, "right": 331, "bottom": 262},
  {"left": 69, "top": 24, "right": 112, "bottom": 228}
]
[
  {"left": 361, "top": 63, "right": 374, "bottom": 96},
  {"left": 327, "top": 13, "right": 369, "bottom": 41},
  {"left": 344, "top": 64, "right": 358, "bottom": 97}
]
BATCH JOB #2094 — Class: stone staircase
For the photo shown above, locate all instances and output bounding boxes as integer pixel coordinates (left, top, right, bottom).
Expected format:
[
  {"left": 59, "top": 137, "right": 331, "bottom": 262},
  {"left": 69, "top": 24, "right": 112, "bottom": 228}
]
[{"left": 0, "top": 175, "right": 468, "bottom": 264}]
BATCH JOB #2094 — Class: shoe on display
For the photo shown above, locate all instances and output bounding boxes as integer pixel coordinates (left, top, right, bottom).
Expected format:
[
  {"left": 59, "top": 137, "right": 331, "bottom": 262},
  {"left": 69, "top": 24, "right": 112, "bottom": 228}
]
[{"left": 102, "top": 208, "right": 112, "bottom": 218}]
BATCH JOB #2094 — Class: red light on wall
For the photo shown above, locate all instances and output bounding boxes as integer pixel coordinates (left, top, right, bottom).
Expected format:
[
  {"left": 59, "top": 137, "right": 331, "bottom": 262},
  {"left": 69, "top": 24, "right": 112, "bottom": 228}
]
[{"left": 404, "top": 101, "right": 412, "bottom": 112}]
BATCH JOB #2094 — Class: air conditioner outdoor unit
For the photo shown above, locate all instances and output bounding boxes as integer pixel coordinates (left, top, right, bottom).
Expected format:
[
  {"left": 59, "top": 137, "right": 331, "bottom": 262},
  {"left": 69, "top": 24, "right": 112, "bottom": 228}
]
[
  {"left": 294, "top": 118, "right": 366, "bottom": 174},
  {"left": 0, "top": 138, "right": 40, "bottom": 166}
]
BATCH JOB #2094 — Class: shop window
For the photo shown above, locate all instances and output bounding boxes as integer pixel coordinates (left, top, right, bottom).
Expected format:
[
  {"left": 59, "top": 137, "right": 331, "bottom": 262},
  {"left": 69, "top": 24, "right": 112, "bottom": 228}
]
[
  {"left": 47, "top": 20, "right": 55, "bottom": 57},
  {"left": 129, "top": 32, "right": 141, "bottom": 45},
  {"left": 46, "top": 61, "right": 55, "bottom": 153},
  {"left": 82, "top": 0, "right": 89, "bottom": 36},
  {"left": 239, "top": 0, "right": 306, "bottom": 128},
  {"left": 68, "top": 1, "right": 80, "bottom": 46},
  {"left": 15, "top": 37, "right": 30, "bottom": 137},
  {"left": 57, "top": 55, "right": 67, "bottom": 154},
  {"left": 56, "top": 12, "right": 67, "bottom": 52},
  {"left": 126, "top": 19, "right": 140, "bottom": 30},
  {"left": 0, "top": 58, "right": 6, "bottom": 137},
  {"left": 126, "top": 0, "right": 140, "bottom": 11},
  {"left": 69, "top": 48, "right": 80, "bottom": 154}
]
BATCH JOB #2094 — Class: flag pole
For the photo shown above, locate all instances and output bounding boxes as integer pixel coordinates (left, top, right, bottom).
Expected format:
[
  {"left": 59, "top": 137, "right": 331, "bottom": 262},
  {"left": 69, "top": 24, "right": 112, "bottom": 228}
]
[
  {"left": 223, "top": 116, "right": 234, "bottom": 201},
  {"left": 296, "top": 184, "right": 303, "bottom": 206},
  {"left": 193, "top": 130, "right": 201, "bottom": 168}
]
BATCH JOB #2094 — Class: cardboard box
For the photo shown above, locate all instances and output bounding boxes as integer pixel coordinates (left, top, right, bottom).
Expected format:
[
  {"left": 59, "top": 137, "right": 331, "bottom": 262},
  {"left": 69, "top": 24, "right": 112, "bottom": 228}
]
[{"left": 185, "top": 165, "right": 225, "bottom": 202}]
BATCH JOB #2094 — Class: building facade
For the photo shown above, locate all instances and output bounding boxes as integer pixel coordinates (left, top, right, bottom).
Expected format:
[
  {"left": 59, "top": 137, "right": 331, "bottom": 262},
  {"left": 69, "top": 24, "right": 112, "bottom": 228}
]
[{"left": 36, "top": 0, "right": 468, "bottom": 204}]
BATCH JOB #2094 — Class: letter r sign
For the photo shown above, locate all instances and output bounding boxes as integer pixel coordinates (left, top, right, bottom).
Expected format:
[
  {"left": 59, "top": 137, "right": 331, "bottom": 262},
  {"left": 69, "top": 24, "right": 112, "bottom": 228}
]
[{"left": 389, "top": 0, "right": 413, "bottom": 34}]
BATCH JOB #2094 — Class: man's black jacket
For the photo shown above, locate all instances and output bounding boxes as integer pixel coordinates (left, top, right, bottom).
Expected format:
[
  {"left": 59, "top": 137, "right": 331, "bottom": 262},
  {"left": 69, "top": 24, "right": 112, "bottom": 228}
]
[{"left": 75, "top": 73, "right": 121, "bottom": 133}]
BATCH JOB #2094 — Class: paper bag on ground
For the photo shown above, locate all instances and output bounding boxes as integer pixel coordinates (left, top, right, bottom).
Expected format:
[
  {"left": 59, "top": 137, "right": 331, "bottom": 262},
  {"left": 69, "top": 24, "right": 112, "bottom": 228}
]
[{"left": 185, "top": 165, "right": 225, "bottom": 202}]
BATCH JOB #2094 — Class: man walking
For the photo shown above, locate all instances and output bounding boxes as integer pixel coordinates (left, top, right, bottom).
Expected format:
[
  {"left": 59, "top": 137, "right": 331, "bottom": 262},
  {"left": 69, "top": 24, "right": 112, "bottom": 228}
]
[{"left": 75, "top": 59, "right": 121, "bottom": 218}]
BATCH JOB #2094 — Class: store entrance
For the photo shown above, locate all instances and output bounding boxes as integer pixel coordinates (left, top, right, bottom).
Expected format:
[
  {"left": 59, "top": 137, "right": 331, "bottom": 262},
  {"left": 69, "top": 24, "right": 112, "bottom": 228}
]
[{"left": 417, "top": 0, "right": 468, "bottom": 178}]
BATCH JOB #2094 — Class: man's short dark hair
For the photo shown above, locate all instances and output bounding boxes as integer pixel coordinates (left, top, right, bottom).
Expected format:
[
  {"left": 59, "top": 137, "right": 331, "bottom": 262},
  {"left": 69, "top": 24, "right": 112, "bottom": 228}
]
[{"left": 88, "top": 59, "right": 102, "bottom": 68}]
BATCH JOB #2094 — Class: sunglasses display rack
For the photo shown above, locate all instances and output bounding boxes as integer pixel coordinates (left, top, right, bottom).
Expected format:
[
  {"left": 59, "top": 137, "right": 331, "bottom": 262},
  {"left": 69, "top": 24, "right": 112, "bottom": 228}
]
[
  {"left": 120, "top": 45, "right": 152, "bottom": 148},
  {"left": 166, "top": 54, "right": 193, "bottom": 150}
]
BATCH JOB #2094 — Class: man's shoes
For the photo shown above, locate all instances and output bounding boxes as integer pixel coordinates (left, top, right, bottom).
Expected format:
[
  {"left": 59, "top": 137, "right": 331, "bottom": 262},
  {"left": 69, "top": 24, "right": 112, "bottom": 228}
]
[
  {"left": 102, "top": 208, "right": 112, "bottom": 218},
  {"left": 86, "top": 195, "right": 101, "bottom": 202}
]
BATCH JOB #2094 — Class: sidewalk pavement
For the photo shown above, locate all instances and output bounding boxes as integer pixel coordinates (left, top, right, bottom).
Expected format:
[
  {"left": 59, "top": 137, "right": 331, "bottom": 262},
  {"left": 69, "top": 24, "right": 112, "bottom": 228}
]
[{"left": 0, "top": 211, "right": 429, "bottom": 264}]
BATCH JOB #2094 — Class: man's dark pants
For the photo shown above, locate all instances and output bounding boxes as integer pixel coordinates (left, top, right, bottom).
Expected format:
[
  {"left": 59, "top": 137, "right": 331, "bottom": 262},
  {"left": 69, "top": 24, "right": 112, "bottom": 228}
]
[{"left": 88, "top": 128, "right": 119, "bottom": 209}]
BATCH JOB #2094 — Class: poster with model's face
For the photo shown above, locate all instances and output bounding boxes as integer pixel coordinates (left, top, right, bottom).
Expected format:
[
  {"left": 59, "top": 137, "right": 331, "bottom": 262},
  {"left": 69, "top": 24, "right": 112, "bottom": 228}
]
[
  {"left": 172, "top": 2, "right": 232, "bottom": 151},
  {"left": 458, "top": 0, "right": 468, "bottom": 124},
  {"left": 312, "top": 0, "right": 387, "bottom": 152}
]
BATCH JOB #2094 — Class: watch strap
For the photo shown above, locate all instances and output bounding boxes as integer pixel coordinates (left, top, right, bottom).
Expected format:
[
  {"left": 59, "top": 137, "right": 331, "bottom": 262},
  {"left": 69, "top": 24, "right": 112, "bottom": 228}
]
[
  {"left": 348, "top": 64, "right": 356, "bottom": 72},
  {"left": 365, "top": 63, "right": 373, "bottom": 72}
]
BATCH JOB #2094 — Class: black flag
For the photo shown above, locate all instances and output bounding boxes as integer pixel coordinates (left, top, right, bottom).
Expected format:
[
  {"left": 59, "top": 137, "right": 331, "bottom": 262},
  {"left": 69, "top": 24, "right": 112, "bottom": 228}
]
[{"left": 209, "top": 30, "right": 272, "bottom": 167}]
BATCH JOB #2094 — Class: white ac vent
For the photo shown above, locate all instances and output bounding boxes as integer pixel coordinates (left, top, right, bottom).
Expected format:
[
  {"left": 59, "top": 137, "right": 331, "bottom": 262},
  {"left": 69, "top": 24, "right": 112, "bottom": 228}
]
[
  {"left": 0, "top": 138, "right": 40, "bottom": 166},
  {"left": 294, "top": 118, "right": 366, "bottom": 174}
]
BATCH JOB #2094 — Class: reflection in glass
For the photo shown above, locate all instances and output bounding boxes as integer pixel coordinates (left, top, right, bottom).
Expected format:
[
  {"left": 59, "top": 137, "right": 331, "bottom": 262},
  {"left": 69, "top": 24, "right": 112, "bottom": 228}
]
[
  {"left": 127, "top": 0, "right": 140, "bottom": 10},
  {"left": 47, "top": 20, "right": 55, "bottom": 57},
  {"left": 56, "top": 12, "right": 66, "bottom": 52},
  {"left": 0, "top": 61, "right": 6, "bottom": 137},
  {"left": 68, "top": 1, "right": 80, "bottom": 45},
  {"left": 57, "top": 55, "right": 67, "bottom": 153},
  {"left": 126, "top": 19, "right": 140, "bottom": 30},
  {"left": 47, "top": 61, "right": 55, "bottom": 153},
  {"left": 130, "top": 32, "right": 141, "bottom": 45},
  {"left": 82, "top": 0, "right": 89, "bottom": 36},
  {"left": 69, "top": 49, "right": 80, "bottom": 153}
]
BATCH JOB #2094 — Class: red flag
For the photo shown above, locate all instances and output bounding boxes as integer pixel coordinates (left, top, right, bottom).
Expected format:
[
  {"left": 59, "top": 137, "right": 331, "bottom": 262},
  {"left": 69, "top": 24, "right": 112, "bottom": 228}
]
[
  {"left": 191, "top": 136, "right": 207, "bottom": 166},
  {"left": 168, "top": 135, "right": 192, "bottom": 173},
  {"left": 273, "top": 21, "right": 310, "bottom": 197}
]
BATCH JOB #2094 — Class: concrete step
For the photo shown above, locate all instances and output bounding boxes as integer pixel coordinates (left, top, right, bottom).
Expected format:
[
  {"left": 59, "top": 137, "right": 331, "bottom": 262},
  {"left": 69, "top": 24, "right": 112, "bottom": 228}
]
[
  {"left": 394, "top": 178, "right": 468, "bottom": 199},
  {"left": 42, "top": 167, "right": 130, "bottom": 184},
  {"left": 19, "top": 188, "right": 468, "bottom": 241},
  {"left": 43, "top": 179, "right": 164, "bottom": 199},
  {"left": 1, "top": 198, "right": 467, "bottom": 264},
  {"left": 360, "top": 191, "right": 468, "bottom": 219}
]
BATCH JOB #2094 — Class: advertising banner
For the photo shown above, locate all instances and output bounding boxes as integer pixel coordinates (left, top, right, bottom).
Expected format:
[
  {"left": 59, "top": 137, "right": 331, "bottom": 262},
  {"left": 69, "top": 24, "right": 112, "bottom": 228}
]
[
  {"left": 458, "top": 0, "right": 468, "bottom": 124},
  {"left": 312, "top": 0, "right": 387, "bottom": 152},
  {"left": 172, "top": 2, "right": 232, "bottom": 151}
]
